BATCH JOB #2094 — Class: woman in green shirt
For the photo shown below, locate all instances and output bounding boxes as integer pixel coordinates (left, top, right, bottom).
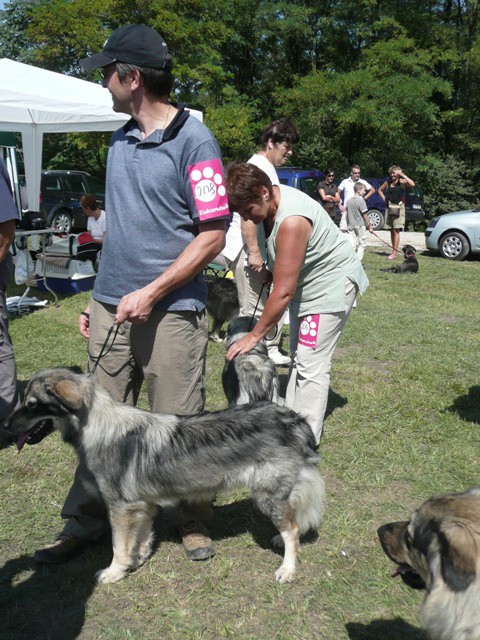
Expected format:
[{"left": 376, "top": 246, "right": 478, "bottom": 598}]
[{"left": 225, "top": 162, "right": 369, "bottom": 445}]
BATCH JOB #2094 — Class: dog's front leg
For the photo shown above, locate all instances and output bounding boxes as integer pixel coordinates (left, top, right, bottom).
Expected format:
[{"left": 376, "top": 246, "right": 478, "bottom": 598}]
[
  {"left": 96, "top": 502, "right": 155, "bottom": 584},
  {"left": 272, "top": 522, "right": 300, "bottom": 584}
]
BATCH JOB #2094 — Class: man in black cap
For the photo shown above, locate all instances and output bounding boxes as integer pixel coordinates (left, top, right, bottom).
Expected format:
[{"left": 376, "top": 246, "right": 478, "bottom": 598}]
[{"left": 34, "top": 24, "right": 229, "bottom": 565}]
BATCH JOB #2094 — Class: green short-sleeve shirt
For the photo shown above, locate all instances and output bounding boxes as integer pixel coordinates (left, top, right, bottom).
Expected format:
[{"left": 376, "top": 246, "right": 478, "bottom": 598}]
[{"left": 267, "top": 185, "right": 369, "bottom": 316}]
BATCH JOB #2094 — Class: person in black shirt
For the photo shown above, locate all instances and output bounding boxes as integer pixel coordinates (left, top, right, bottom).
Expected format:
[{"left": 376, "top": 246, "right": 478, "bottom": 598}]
[
  {"left": 316, "top": 168, "right": 340, "bottom": 221},
  {"left": 378, "top": 165, "right": 415, "bottom": 260}
]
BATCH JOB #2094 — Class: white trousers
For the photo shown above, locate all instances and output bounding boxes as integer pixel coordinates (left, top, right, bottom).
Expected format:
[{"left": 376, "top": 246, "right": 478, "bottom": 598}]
[
  {"left": 347, "top": 225, "right": 368, "bottom": 261},
  {"left": 285, "top": 279, "right": 357, "bottom": 445}
]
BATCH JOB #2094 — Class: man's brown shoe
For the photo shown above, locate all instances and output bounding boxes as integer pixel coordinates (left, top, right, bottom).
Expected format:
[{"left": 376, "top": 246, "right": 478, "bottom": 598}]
[
  {"left": 34, "top": 531, "right": 89, "bottom": 564},
  {"left": 179, "top": 520, "right": 214, "bottom": 561}
]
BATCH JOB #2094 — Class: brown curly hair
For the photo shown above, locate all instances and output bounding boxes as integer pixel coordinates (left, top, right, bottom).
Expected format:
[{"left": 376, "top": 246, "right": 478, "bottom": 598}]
[{"left": 225, "top": 162, "right": 274, "bottom": 213}]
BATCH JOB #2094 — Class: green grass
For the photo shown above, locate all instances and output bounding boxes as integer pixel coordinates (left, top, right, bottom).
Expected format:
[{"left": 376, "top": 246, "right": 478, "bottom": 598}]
[{"left": 1, "top": 247, "right": 479, "bottom": 640}]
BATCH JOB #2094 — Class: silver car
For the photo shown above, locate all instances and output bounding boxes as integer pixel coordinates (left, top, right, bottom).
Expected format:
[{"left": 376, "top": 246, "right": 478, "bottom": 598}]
[{"left": 425, "top": 210, "right": 480, "bottom": 260}]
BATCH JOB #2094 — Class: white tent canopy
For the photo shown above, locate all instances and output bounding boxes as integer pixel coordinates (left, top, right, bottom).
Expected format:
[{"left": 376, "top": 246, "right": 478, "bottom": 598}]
[
  {"left": 0, "top": 58, "right": 128, "bottom": 211},
  {"left": 0, "top": 58, "right": 202, "bottom": 212}
]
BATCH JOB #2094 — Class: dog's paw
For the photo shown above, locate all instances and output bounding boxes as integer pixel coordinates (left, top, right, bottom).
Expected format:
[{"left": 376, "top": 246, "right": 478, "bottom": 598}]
[
  {"left": 274, "top": 565, "right": 296, "bottom": 584},
  {"left": 95, "top": 565, "right": 127, "bottom": 584},
  {"left": 271, "top": 534, "right": 284, "bottom": 548}
]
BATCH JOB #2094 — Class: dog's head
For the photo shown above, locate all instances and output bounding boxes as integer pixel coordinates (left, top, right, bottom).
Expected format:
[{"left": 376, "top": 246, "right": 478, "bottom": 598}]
[
  {"left": 0, "top": 367, "right": 89, "bottom": 451},
  {"left": 224, "top": 316, "right": 258, "bottom": 348},
  {"left": 402, "top": 244, "right": 417, "bottom": 257},
  {"left": 378, "top": 488, "right": 480, "bottom": 593}
]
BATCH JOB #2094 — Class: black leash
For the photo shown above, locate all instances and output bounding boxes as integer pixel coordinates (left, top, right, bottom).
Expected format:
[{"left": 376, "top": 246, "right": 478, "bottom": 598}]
[
  {"left": 247, "top": 280, "right": 280, "bottom": 341},
  {"left": 248, "top": 282, "right": 266, "bottom": 331},
  {"left": 88, "top": 320, "right": 119, "bottom": 375},
  {"left": 370, "top": 231, "right": 410, "bottom": 257}
]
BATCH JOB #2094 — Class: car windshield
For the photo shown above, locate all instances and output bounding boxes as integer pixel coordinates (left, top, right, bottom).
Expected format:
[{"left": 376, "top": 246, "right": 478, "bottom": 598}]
[{"left": 299, "top": 177, "right": 319, "bottom": 199}]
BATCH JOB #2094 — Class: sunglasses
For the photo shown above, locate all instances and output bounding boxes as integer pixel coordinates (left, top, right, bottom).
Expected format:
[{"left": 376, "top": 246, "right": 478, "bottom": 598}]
[
  {"left": 99, "top": 64, "right": 118, "bottom": 80},
  {"left": 327, "top": 173, "right": 335, "bottom": 177}
]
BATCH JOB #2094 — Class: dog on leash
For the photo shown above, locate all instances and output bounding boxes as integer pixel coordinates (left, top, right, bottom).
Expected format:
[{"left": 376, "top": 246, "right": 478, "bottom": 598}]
[
  {"left": 2, "top": 368, "right": 324, "bottom": 585},
  {"left": 380, "top": 244, "right": 419, "bottom": 274},
  {"left": 222, "top": 316, "right": 280, "bottom": 406},
  {"left": 205, "top": 275, "right": 239, "bottom": 342},
  {"left": 378, "top": 487, "right": 480, "bottom": 640}
]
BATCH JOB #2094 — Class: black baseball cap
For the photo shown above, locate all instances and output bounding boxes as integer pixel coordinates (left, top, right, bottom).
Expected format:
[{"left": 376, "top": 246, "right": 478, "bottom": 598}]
[{"left": 80, "top": 24, "right": 171, "bottom": 71}]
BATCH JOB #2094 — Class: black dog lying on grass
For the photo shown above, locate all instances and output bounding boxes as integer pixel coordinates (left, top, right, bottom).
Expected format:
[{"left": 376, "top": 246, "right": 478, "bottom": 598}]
[{"left": 380, "top": 244, "right": 419, "bottom": 274}]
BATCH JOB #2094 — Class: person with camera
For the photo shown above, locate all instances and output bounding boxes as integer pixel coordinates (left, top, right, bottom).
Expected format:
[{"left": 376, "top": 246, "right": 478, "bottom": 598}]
[{"left": 378, "top": 165, "right": 415, "bottom": 260}]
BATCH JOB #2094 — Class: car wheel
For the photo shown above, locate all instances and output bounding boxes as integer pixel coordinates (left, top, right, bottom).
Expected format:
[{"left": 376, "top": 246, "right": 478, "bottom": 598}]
[
  {"left": 438, "top": 231, "right": 470, "bottom": 260},
  {"left": 367, "top": 209, "right": 384, "bottom": 230},
  {"left": 50, "top": 209, "right": 72, "bottom": 233}
]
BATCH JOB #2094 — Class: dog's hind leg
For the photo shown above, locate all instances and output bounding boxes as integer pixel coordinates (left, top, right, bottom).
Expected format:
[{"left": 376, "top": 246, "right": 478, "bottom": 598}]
[
  {"left": 209, "top": 318, "right": 224, "bottom": 343},
  {"left": 272, "top": 515, "right": 300, "bottom": 584},
  {"left": 96, "top": 502, "right": 156, "bottom": 584}
]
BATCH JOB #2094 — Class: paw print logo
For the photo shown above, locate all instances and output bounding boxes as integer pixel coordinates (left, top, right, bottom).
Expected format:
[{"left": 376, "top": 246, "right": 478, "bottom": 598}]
[
  {"left": 301, "top": 315, "right": 318, "bottom": 337},
  {"left": 190, "top": 161, "right": 226, "bottom": 204}
]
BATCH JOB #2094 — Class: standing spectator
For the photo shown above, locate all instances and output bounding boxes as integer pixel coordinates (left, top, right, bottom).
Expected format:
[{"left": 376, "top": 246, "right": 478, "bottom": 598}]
[
  {"left": 237, "top": 118, "right": 300, "bottom": 366},
  {"left": 0, "top": 158, "right": 20, "bottom": 425},
  {"left": 316, "top": 168, "right": 340, "bottom": 221},
  {"left": 33, "top": 24, "right": 228, "bottom": 565},
  {"left": 378, "top": 165, "right": 415, "bottom": 260},
  {"left": 338, "top": 165, "right": 375, "bottom": 209},
  {"left": 80, "top": 194, "right": 106, "bottom": 245},
  {"left": 225, "top": 162, "right": 369, "bottom": 445},
  {"left": 345, "top": 182, "right": 372, "bottom": 260}
]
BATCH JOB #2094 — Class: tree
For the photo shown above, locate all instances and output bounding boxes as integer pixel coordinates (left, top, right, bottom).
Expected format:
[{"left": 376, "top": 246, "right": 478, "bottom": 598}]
[{"left": 275, "top": 25, "right": 451, "bottom": 177}]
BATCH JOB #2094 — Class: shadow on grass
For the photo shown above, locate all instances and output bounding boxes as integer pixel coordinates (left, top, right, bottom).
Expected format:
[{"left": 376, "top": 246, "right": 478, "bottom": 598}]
[
  {"left": 446, "top": 385, "right": 480, "bottom": 424},
  {"left": 152, "top": 498, "right": 317, "bottom": 557},
  {"left": 326, "top": 389, "right": 348, "bottom": 419},
  {"left": 0, "top": 541, "right": 111, "bottom": 640},
  {"left": 346, "top": 618, "right": 425, "bottom": 639}
]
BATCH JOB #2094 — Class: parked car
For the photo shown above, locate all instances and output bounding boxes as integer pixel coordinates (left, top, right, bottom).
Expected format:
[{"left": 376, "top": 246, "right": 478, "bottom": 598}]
[
  {"left": 425, "top": 210, "right": 480, "bottom": 260},
  {"left": 360, "top": 178, "right": 425, "bottom": 231},
  {"left": 40, "top": 170, "right": 106, "bottom": 233},
  {"left": 277, "top": 167, "right": 325, "bottom": 201}
]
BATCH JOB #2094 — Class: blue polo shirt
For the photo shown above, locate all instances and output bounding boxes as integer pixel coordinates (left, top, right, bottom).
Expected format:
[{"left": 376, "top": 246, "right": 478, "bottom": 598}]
[
  {"left": 93, "top": 106, "right": 229, "bottom": 311},
  {"left": 0, "top": 159, "right": 19, "bottom": 284}
]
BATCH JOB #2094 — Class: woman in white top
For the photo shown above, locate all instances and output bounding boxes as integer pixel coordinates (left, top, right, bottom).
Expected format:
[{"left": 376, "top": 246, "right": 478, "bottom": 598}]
[{"left": 237, "top": 118, "right": 300, "bottom": 365}]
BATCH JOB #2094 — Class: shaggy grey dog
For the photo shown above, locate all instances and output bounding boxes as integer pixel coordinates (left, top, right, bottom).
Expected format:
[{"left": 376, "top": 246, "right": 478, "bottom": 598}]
[
  {"left": 222, "top": 316, "right": 280, "bottom": 406},
  {"left": 2, "top": 368, "right": 324, "bottom": 585}
]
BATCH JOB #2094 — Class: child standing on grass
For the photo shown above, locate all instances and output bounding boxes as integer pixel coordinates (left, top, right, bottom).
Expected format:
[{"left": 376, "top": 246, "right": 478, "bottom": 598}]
[{"left": 346, "top": 182, "right": 372, "bottom": 260}]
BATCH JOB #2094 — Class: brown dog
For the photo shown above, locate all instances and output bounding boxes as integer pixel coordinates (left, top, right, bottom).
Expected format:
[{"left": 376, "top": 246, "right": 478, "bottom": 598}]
[{"left": 378, "top": 488, "right": 480, "bottom": 640}]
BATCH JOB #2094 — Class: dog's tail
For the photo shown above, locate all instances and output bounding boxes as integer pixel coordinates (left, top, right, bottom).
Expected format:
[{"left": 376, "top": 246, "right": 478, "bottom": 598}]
[{"left": 289, "top": 466, "right": 325, "bottom": 533}]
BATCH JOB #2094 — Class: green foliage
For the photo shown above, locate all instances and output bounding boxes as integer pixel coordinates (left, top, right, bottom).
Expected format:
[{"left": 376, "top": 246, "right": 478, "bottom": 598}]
[
  {"left": 276, "top": 32, "right": 451, "bottom": 176},
  {"left": 416, "top": 154, "right": 480, "bottom": 217},
  {"left": 42, "top": 132, "right": 110, "bottom": 176},
  {"left": 1, "top": 0, "right": 480, "bottom": 213}
]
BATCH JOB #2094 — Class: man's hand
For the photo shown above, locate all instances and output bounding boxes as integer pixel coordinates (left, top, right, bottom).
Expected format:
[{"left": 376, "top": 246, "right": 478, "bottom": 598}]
[
  {"left": 116, "top": 288, "right": 155, "bottom": 324},
  {"left": 78, "top": 308, "right": 90, "bottom": 339}
]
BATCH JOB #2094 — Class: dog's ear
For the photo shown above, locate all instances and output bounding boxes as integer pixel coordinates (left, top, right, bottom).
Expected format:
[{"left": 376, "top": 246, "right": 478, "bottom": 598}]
[
  {"left": 67, "top": 365, "right": 84, "bottom": 375},
  {"left": 437, "top": 522, "right": 478, "bottom": 592},
  {"left": 45, "top": 379, "right": 84, "bottom": 410}
]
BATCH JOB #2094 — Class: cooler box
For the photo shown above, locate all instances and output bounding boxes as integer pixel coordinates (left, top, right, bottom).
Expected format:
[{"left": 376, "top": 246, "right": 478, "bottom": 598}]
[{"left": 35, "top": 258, "right": 96, "bottom": 294}]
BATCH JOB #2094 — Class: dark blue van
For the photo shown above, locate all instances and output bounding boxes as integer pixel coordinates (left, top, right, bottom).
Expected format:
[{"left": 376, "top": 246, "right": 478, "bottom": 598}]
[{"left": 277, "top": 167, "right": 325, "bottom": 201}]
